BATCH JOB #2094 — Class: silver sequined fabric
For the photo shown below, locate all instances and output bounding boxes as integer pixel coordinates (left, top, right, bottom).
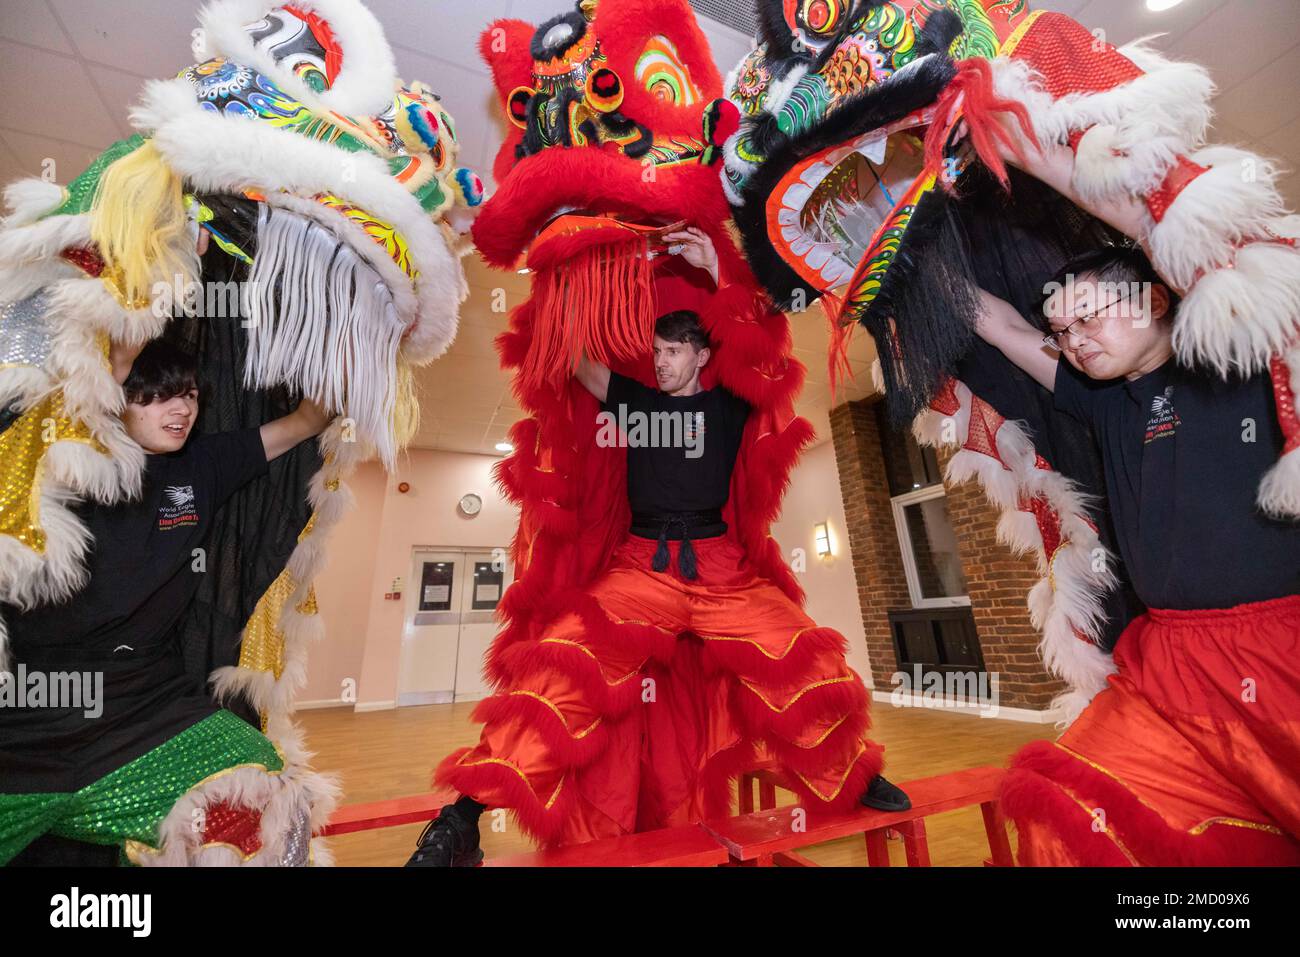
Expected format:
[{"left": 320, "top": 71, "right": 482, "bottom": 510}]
[
  {"left": 0, "top": 289, "right": 54, "bottom": 369},
  {"left": 277, "top": 805, "right": 312, "bottom": 866}
]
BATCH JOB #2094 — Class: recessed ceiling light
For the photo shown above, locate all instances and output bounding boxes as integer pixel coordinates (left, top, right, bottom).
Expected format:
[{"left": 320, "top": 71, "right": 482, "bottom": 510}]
[
  {"left": 1146, "top": 0, "right": 1186, "bottom": 11},
  {"left": 516, "top": 267, "right": 531, "bottom": 275},
  {"left": 495, "top": 442, "right": 514, "bottom": 453}
]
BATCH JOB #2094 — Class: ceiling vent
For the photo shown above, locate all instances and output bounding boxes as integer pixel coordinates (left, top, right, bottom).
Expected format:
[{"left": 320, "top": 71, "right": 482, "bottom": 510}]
[{"left": 687, "top": 0, "right": 759, "bottom": 40}]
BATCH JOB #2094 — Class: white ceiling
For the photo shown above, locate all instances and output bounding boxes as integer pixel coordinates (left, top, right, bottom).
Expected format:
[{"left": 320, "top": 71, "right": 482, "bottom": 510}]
[{"left": 1, "top": 0, "right": 1296, "bottom": 455}]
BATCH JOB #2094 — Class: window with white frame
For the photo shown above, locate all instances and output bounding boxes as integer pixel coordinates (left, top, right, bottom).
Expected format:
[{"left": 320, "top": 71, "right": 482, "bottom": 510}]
[
  {"left": 876, "top": 405, "right": 970, "bottom": 609},
  {"left": 891, "top": 486, "right": 970, "bottom": 608}
]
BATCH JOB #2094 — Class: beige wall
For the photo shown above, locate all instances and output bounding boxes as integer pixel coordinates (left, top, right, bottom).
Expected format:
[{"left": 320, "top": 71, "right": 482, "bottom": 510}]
[
  {"left": 303, "top": 424, "right": 870, "bottom": 708},
  {"left": 305, "top": 449, "right": 519, "bottom": 709},
  {"left": 768, "top": 414, "right": 873, "bottom": 687}
]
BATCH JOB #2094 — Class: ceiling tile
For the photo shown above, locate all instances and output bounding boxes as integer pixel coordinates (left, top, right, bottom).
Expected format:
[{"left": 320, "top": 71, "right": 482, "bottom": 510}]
[
  {"left": 0, "top": 1, "right": 75, "bottom": 54},
  {"left": 366, "top": 0, "right": 514, "bottom": 75},
  {"left": 1170, "top": 0, "right": 1300, "bottom": 93},
  {"left": 1033, "top": 0, "right": 1092, "bottom": 14},
  {"left": 1212, "top": 51, "right": 1300, "bottom": 139},
  {"left": 85, "top": 64, "right": 151, "bottom": 140},
  {"left": 0, "top": 127, "right": 103, "bottom": 185},
  {"left": 1075, "top": 0, "right": 1226, "bottom": 50},
  {"left": 1261, "top": 115, "right": 1300, "bottom": 168},
  {"left": 47, "top": 0, "right": 195, "bottom": 77},
  {"left": 0, "top": 41, "right": 122, "bottom": 145}
]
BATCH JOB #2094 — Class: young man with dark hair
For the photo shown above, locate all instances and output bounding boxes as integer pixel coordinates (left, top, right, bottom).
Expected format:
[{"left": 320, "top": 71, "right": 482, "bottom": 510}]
[
  {"left": 409, "top": 232, "right": 907, "bottom": 867},
  {"left": 976, "top": 233, "right": 1300, "bottom": 862},
  {"left": 0, "top": 338, "right": 330, "bottom": 865}
]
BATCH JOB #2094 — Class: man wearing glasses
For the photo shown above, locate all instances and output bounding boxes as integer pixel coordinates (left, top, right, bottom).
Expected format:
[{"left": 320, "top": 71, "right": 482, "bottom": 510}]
[{"left": 973, "top": 240, "right": 1300, "bottom": 864}]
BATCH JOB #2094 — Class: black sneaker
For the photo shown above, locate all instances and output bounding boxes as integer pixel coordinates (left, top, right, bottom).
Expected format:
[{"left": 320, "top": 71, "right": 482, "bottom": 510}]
[
  {"left": 404, "top": 804, "right": 484, "bottom": 867},
  {"left": 859, "top": 774, "right": 912, "bottom": 812}
]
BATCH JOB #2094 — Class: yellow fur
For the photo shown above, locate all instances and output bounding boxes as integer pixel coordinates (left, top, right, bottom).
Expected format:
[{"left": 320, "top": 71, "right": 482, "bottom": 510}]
[
  {"left": 390, "top": 354, "right": 420, "bottom": 451},
  {"left": 89, "top": 140, "right": 198, "bottom": 310}
]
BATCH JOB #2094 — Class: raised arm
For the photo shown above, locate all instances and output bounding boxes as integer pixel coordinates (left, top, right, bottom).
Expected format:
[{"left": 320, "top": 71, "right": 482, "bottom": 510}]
[
  {"left": 260, "top": 397, "right": 332, "bottom": 462},
  {"left": 977, "top": 123, "right": 1182, "bottom": 292},
  {"left": 974, "top": 289, "right": 1059, "bottom": 391},
  {"left": 575, "top": 353, "right": 612, "bottom": 403},
  {"left": 109, "top": 339, "right": 146, "bottom": 385}
]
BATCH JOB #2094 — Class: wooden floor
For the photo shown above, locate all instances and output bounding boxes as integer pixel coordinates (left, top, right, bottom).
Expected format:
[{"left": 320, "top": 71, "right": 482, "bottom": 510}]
[{"left": 299, "top": 700, "right": 1058, "bottom": 867}]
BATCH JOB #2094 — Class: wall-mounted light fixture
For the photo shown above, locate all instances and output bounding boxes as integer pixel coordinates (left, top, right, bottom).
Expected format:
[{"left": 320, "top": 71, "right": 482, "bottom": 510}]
[{"left": 814, "top": 521, "right": 832, "bottom": 559}]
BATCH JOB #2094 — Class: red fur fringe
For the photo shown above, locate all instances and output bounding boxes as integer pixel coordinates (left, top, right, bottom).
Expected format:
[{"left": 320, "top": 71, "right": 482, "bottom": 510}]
[
  {"left": 1001, "top": 741, "right": 1300, "bottom": 866},
  {"left": 524, "top": 240, "right": 655, "bottom": 393},
  {"left": 923, "top": 57, "right": 1039, "bottom": 192},
  {"left": 434, "top": 747, "right": 581, "bottom": 845}
]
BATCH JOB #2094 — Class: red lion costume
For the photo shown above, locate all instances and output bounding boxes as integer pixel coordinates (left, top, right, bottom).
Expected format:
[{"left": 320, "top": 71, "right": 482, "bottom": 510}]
[{"left": 432, "top": 0, "right": 883, "bottom": 846}]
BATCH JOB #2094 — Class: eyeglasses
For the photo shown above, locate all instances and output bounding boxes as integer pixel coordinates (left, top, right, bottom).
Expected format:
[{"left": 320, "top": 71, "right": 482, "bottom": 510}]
[{"left": 1041, "top": 293, "right": 1132, "bottom": 351}]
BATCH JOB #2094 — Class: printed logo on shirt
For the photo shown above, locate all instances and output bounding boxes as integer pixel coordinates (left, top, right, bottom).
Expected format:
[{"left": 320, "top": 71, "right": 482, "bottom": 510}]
[
  {"left": 684, "top": 411, "right": 706, "bottom": 444},
  {"left": 158, "top": 484, "right": 199, "bottom": 530},
  {"left": 1144, "top": 387, "right": 1180, "bottom": 445}
]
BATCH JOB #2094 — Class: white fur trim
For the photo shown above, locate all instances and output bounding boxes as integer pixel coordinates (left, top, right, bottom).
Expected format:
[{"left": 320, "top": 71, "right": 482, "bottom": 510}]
[
  {"left": 193, "top": 0, "right": 397, "bottom": 118},
  {"left": 1148, "top": 147, "right": 1292, "bottom": 293},
  {"left": 988, "top": 45, "right": 1212, "bottom": 206},
  {"left": 2, "top": 179, "right": 67, "bottom": 227},
  {"left": 913, "top": 379, "right": 1119, "bottom": 724},
  {"left": 1172, "top": 233, "right": 1300, "bottom": 378},
  {"left": 136, "top": 750, "right": 339, "bottom": 866}
]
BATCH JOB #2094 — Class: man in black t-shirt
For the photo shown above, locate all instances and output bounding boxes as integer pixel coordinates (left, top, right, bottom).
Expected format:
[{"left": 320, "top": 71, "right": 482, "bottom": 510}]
[
  {"left": 976, "top": 244, "right": 1300, "bottom": 865},
  {"left": 0, "top": 339, "right": 330, "bottom": 866},
  {"left": 410, "top": 232, "right": 906, "bottom": 868}
]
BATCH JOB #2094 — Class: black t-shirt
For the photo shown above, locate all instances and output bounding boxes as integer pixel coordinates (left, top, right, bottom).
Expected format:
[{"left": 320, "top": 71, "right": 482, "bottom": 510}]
[
  {"left": 0, "top": 428, "right": 268, "bottom": 792},
  {"left": 601, "top": 372, "right": 750, "bottom": 515},
  {"left": 1054, "top": 358, "right": 1299, "bottom": 611}
]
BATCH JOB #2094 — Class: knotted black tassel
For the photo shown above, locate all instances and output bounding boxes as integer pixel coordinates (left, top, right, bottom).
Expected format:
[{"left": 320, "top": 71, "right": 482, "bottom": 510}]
[
  {"left": 678, "top": 532, "right": 698, "bottom": 581},
  {"left": 652, "top": 524, "right": 671, "bottom": 573}
]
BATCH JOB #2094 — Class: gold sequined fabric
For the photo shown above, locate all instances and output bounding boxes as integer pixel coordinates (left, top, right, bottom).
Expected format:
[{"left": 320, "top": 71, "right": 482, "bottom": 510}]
[
  {"left": 237, "top": 514, "right": 321, "bottom": 681},
  {"left": 0, "top": 391, "right": 108, "bottom": 554}
]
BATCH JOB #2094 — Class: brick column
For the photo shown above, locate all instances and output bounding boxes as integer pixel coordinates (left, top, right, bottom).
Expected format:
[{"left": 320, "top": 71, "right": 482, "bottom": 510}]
[
  {"left": 830, "top": 397, "right": 1065, "bottom": 712},
  {"left": 829, "top": 398, "right": 911, "bottom": 691},
  {"left": 936, "top": 445, "right": 1066, "bottom": 710}
]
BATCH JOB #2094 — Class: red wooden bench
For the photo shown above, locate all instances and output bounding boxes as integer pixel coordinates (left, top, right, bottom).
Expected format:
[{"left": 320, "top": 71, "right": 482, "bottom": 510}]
[
  {"left": 322, "top": 791, "right": 727, "bottom": 866},
  {"left": 717, "top": 764, "right": 1013, "bottom": 867},
  {"left": 320, "top": 790, "right": 455, "bottom": 837},
  {"left": 322, "top": 765, "right": 1013, "bottom": 867},
  {"left": 483, "top": 824, "right": 729, "bottom": 867}
]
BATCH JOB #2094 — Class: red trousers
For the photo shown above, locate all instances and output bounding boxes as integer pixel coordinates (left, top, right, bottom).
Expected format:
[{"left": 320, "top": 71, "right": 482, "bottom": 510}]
[
  {"left": 435, "top": 534, "right": 882, "bottom": 846},
  {"left": 1002, "top": 595, "right": 1300, "bottom": 865}
]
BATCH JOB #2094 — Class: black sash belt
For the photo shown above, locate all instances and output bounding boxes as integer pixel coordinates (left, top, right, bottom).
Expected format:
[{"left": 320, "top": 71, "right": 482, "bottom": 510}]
[{"left": 629, "top": 509, "right": 726, "bottom": 581}]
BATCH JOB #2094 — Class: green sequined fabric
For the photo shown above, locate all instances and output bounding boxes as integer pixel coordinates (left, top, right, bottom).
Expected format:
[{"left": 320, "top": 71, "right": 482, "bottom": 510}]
[
  {"left": 51, "top": 134, "right": 146, "bottom": 218},
  {"left": 0, "top": 709, "right": 283, "bottom": 864}
]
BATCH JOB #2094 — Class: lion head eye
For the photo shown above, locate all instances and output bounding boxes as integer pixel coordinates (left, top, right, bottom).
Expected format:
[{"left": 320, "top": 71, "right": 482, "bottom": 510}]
[
  {"left": 798, "top": 0, "right": 845, "bottom": 36},
  {"left": 635, "top": 36, "right": 698, "bottom": 107}
]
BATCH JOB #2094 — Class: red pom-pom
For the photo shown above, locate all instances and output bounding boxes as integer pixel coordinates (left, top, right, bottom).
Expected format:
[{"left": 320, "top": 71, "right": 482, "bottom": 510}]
[{"left": 707, "top": 98, "right": 741, "bottom": 146}]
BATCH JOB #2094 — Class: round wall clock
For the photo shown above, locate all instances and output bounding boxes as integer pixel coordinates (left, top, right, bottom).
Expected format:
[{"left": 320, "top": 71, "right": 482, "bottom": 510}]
[{"left": 458, "top": 492, "right": 483, "bottom": 516}]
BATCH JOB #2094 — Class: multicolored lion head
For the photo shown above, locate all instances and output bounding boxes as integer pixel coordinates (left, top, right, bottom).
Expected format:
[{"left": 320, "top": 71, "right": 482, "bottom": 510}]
[
  {"left": 0, "top": 1, "right": 482, "bottom": 748},
  {"left": 722, "top": 0, "right": 1300, "bottom": 719}
]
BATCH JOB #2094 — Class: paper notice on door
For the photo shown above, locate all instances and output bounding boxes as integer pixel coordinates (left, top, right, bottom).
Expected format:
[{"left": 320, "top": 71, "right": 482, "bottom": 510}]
[
  {"left": 425, "top": 585, "right": 450, "bottom": 604},
  {"left": 475, "top": 583, "right": 501, "bottom": 603}
]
